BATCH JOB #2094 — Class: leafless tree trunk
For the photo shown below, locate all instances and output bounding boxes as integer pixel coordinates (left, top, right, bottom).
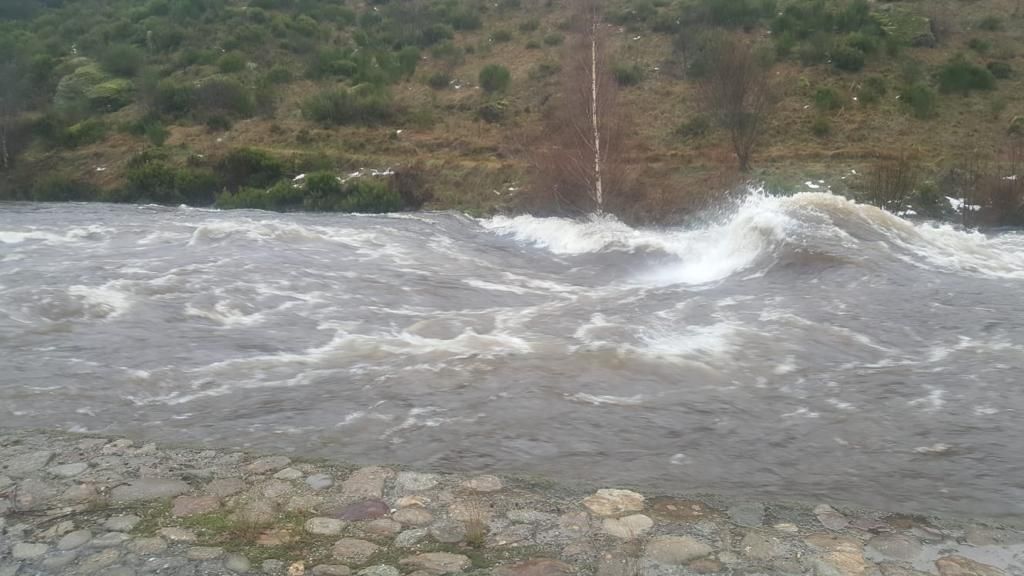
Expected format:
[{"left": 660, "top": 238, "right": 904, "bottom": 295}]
[
  {"left": 521, "top": 0, "right": 629, "bottom": 216},
  {"left": 697, "top": 37, "right": 774, "bottom": 172}
]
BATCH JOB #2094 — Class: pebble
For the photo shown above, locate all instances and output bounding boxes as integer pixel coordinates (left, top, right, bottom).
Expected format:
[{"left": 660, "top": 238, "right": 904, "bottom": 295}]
[
  {"left": 188, "top": 546, "right": 225, "bottom": 560},
  {"left": 3, "top": 450, "right": 54, "bottom": 477},
  {"left": 582, "top": 488, "right": 645, "bottom": 517},
  {"left": 493, "top": 559, "right": 573, "bottom": 576},
  {"left": 815, "top": 504, "right": 851, "bottom": 531},
  {"left": 602, "top": 514, "right": 654, "bottom": 539},
  {"left": 396, "top": 471, "right": 440, "bottom": 492},
  {"left": 41, "top": 550, "right": 80, "bottom": 569},
  {"left": 430, "top": 520, "right": 467, "bottom": 543},
  {"left": 362, "top": 518, "right": 402, "bottom": 537},
  {"left": 357, "top": 567, "right": 400, "bottom": 576},
  {"left": 305, "top": 517, "right": 346, "bottom": 535},
  {"left": 935, "top": 555, "right": 1005, "bottom": 576},
  {"left": 90, "top": 531, "right": 131, "bottom": 547},
  {"left": 12, "top": 542, "right": 49, "bottom": 559},
  {"left": 48, "top": 462, "right": 88, "bottom": 477},
  {"left": 332, "top": 538, "right": 381, "bottom": 564},
  {"left": 396, "top": 495, "right": 429, "bottom": 508},
  {"left": 507, "top": 509, "right": 558, "bottom": 524},
  {"left": 728, "top": 502, "right": 766, "bottom": 527},
  {"left": 78, "top": 549, "right": 122, "bottom": 573},
  {"left": 392, "top": 507, "right": 433, "bottom": 526},
  {"left": 462, "top": 474, "right": 503, "bottom": 492},
  {"left": 104, "top": 514, "right": 142, "bottom": 532},
  {"left": 247, "top": 456, "right": 292, "bottom": 474},
  {"left": 111, "top": 478, "right": 190, "bottom": 502},
  {"left": 338, "top": 499, "right": 390, "bottom": 521},
  {"left": 57, "top": 529, "right": 93, "bottom": 550},
  {"left": 274, "top": 467, "right": 304, "bottom": 480},
  {"left": 394, "top": 528, "right": 429, "bottom": 547},
  {"left": 206, "top": 477, "right": 247, "bottom": 498},
  {"left": 340, "top": 466, "right": 392, "bottom": 501},
  {"left": 740, "top": 530, "right": 780, "bottom": 560},
  {"left": 159, "top": 527, "right": 198, "bottom": 542},
  {"left": 173, "top": 494, "right": 221, "bottom": 517},
  {"left": 225, "top": 553, "right": 252, "bottom": 573},
  {"left": 312, "top": 566, "right": 352, "bottom": 576},
  {"left": 645, "top": 535, "right": 714, "bottom": 565},
  {"left": 14, "top": 477, "right": 57, "bottom": 510},
  {"left": 306, "top": 473, "right": 334, "bottom": 491},
  {"left": 263, "top": 559, "right": 287, "bottom": 574},
  {"left": 400, "top": 552, "right": 472, "bottom": 574},
  {"left": 129, "top": 537, "right": 168, "bottom": 554}
]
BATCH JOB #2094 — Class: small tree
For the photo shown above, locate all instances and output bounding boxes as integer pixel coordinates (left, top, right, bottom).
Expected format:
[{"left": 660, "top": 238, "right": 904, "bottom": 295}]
[
  {"left": 698, "top": 37, "right": 774, "bottom": 171},
  {"left": 0, "top": 56, "right": 23, "bottom": 171},
  {"left": 479, "top": 64, "right": 511, "bottom": 93}
]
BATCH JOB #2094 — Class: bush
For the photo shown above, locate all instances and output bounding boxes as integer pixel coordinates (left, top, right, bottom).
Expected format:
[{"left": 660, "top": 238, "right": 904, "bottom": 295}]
[
  {"left": 525, "top": 39, "right": 541, "bottom": 49},
  {"left": 62, "top": 118, "right": 108, "bottom": 148},
  {"left": 101, "top": 44, "right": 144, "bottom": 77},
  {"left": 303, "top": 171, "right": 343, "bottom": 211},
  {"left": 31, "top": 175, "right": 98, "bottom": 202},
  {"left": 831, "top": 45, "right": 865, "bottom": 72},
  {"left": 193, "top": 77, "right": 255, "bottom": 118},
  {"left": 144, "top": 120, "right": 169, "bottom": 145},
  {"left": 845, "top": 32, "right": 878, "bottom": 55},
  {"left": 420, "top": 24, "right": 454, "bottom": 46},
  {"left": 519, "top": 18, "right": 539, "bottom": 32},
  {"left": 937, "top": 56, "right": 995, "bottom": 95},
  {"left": 87, "top": 78, "right": 134, "bottom": 111},
  {"left": 218, "top": 147, "right": 285, "bottom": 191},
  {"left": 811, "top": 115, "right": 831, "bottom": 137},
  {"left": 216, "top": 181, "right": 304, "bottom": 211},
  {"left": 978, "top": 15, "right": 1002, "bottom": 31},
  {"left": 427, "top": 71, "right": 451, "bottom": 89},
  {"left": 218, "top": 52, "right": 247, "bottom": 73},
  {"left": 154, "top": 79, "right": 195, "bottom": 116},
  {"left": 815, "top": 87, "right": 843, "bottom": 111},
  {"left": 987, "top": 61, "right": 1012, "bottom": 79},
  {"left": 858, "top": 76, "right": 886, "bottom": 104},
  {"left": 336, "top": 178, "right": 403, "bottom": 213},
  {"left": 491, "top": 29, "right": 513, "bottom": 43},
  {"left": 479, "top": 64, "right": 511, "bottom": 93},
  {"left": 674, "top": 115, "right": 710, "bottom": 140},
  {"left": 900, "top": 83, "right": 937, "bottom": 119},
  {"left": 613, "top": 63, "right": 644, "bottom": 86},
  {"left": 266, "top": 66, "right": 294, "bottom": 84},
  {"left": 301, "top": 85, "right": 395, "bottom": 125},
  {"left": 543, "top": 32, "right": 564, "bottom": 46},
  {"left": 478, "top": 99, "right": 508, "bottom": 123},
  {"left": 527, "top": 61, "right": 560, "bottom": 80},
  {"left": 968, "top": 38, "right": 991, "bottom": 54}
]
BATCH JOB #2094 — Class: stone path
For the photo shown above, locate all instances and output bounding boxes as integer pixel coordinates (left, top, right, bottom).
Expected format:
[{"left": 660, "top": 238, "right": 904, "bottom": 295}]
[{"left": 1, "top": 430, "right": 1023, "bottom": 575}]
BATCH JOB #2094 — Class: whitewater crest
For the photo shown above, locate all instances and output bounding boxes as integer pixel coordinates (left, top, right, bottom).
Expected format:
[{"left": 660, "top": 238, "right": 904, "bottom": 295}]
[{"left": 481, "top": 191, "right": 1024, "bottom": 284}]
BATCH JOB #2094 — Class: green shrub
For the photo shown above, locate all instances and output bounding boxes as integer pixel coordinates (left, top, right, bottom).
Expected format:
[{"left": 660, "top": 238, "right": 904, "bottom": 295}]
[
  {"left": 978, "top": 15, "right": 1002, "bottom": 31},
  {"left": 154, "top": 79, "right": 195, "bottom": 116},
  {"left": 831, "top": 45, "right": 865, "bottom": 72},
  {"left": 527, "top": 61, "right": 560, "bottom": 80},
  {"left": 218, "top": 52, "right": 247, "bottom": 73},
  {"left": 144, "top": 120, "right": 169, "bottom": 146},
  {"left": 427, "top": 71, "right": 451, "bottom": 89},
  {"left": 449, "top": 9, "right": 483, "bottom": 31},
  {"left": 124, "top": 156, "right": 217, "bottom": 205},
  {"left": 811, "top": 114, "right": 831, "bottom": 137},
  {"left": 968, "top": 38, "right": 991, "bottom": 54},
  {"left": 858, "top": 76, "right": 886, "bottom": 104},
  {"left": 301, "top": 85, "right": 395, "bottom": 125},
  {"left": 218, "top": 147, "right": 285, "bottom": 191},
  {"left": 543, "top": 32, "right": 564, "bottom": 46},
  {"left": 613, "top": 63, "right": 644, "bottom": 86},
  {"left": 303, "top": 171, "right": 343, "bottom": 211},
  {"left": 815, "top": 87, "right": 843, "bottom": 111},
  {"left": 674, "top": 115, "right": 710, "bottom": 140},
  {"left": 216, "top": 181, "right": 304, "bottom": 211},
  {"left": 62, "top": 118, "right": 108, "bottom": 148},
  {"left": 205, "top": 115, "right": 232, "bottom": 131},
  {"left": 101, "top": 44, "right": 144, "bottom": 77},
  {"left": 900, "top": 83, "right": 937, "bottom": 119},
  {"left": 193, "top": 77, "right": 255, "bottom": 118},
  {"left": 336, "top": 178, "right": 403, "bottom": 213},
  {"left": 31, "top": 175, "right": 98, "bottom": 202},
  {"left": 479, "top": 64, "right": 511, "bottom": 93},
  {"left": 266, "top": 66, "right": 294, "bottom": 84},
  {"left": 519, "top": 18, "right": 539, "bottom": 32},
  {"left": 987, "top": 61, "right": 1012, "bottom": 79},
  {"left": 87, "top": 78, "right": 134, "bottom": 111},
  {"left": 491, "top": 29, "right": 513, "bottom": 43},
  {"left": 54, "top": 63, "right": 107, "bottom": 114},
  {"left": 845, "top": 32, "right": 877, "bottom": 54},
  {"left": 937, "top": 56, "right": 995, "bottom": 95},
  {"left": 525, "top": 39, "right": 541, "bottom": 49},
  {"left": 420, "top": 24, "right": 454, "bottom": 46},
  {"left": 397, "top": 46, "right": 420, "bottom": 80},
  {"left": 478, "top": 99, "right": 508, "bottom": 123}
]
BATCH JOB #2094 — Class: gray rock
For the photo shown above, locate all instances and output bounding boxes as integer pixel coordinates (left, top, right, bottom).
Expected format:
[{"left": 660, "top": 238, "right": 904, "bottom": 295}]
[
  {"left": 487, "top": 525, "right": 534, "bottom": 547},
  {"left": 396, "top": 472, "right": 439, "bottom": 492},
  {"left": 58, "top": 529, "right": 93, "bottom": 550},
  {"left": 462, "top": 475, "right": 503, "bottom": 492},
  {"left": 187, "top": 546, "right": 225, "bottom": 560},
  {"left": 78, "top": 549, "right": 122, "bottom": 573},
  {"left": 0, "top": 565, "right": 19, "bottom": 576},
  {"left": 224, "top": 553, "right": 252, "bottom": 573},
  {"left": 394, "top": 528, "right": 429, "bottom": 548},
  {"left": 400, "top": 552, "right": 472, "bottom": 574},
  {"left": 172, "top": 495, "right": 220, "bottom": 517},
  {"left": 246, "top": 456, "right": 291, "bottom": 475},
  {"left": 13, "top": 478, "right": 57, "bottom": 511},
  {"left": 111, "top": 479, "right": 190, "bottom": 502},
  {"left": 507, "top": 510, "right": 557, "bottom": 524},
  {"left": 129, "top": 537, "right": 168, "bottom": 554},
  {"left": 158, "top": 527, "right": 197, "bottom": 542},
  {"left": 104, "top": 514, "right": 142, "bottom": 532},
  {"left": 206, "top": 478, "right": 247, "bottom": 498},
  {"left": 341, "top": 467, "right": 392, "bottom": 501},
  {"left": 38, "top": 519, "right": 74, "bottom": 539},
  {"left": 338, "top": 500, "right": 390, "bottom": 521},
  {"left": 645, "top": 535, "right": 714, "bottom": 565},
  {"left": 262, "top": 559, "right": 286, "bottom": 574},
  {"left": 305, "top": 517, "right": 346, "bottom": 536},
  {"left": 728, "top": 502, "right": 766, "bottom": 527},
  {"left": 11, "top": 542, "right": 49, "bottom": 559},
  {"left": 3, "top": 451, "right": 53, "bottom": 477},
  {"left": 357, "top": 567, "right": 400, "bottom": 576},
  {"left": 0, "top": 475, "right": 12, "bottom": 490},
  {"left": 392, "top": 507, "right": 433, "bottom": 526},
  {"left": 602, "top": 514, "right": 654, "bottom": 539},
  {"left": 90, "top": 532, "right": 131, "bottom": 547},
  {"left": 430, "top": 520, "right": 467, "bottom": 543},
  {"left": 312, "top": 566, "right": 352, "bottom": 576},
  {"left": 866, "top": 534, "right": 923, "bottom": 561},
  {"left": 582, "top": 489, "right": 645, "bottom": 517},
  {"left": 60, "top": 483, "right": 99, "bottom": 504},
  {"left": 740, "top": 531, "right": 780, "bottom": 560},
  {"left": 362, "top": 519, "right": 402, "bottom": 538},
  {"left": 273, "top": 468, "right": 304, "bottom": 480},
  {"left": 232, "top": 499, "right": 277, "bottom": 525},
  {"left": 815, "top": 504, "right": 850, "bottom": 531},
  {"left": 107, "top": 568, "right": 135, "bottom": 576},
  {"left": 41, "top": 550, "right": 80, "bottom": 569},
  {"left": 332, "top": 538, "right": 380, "bottom": 564},
  {"left": 306, "top": 474, "right": 334, "bottom": 491},
  {"left": 101, "top": 439, "right": 133, "bottom": 454},
  {"left": 492, "top": 559, "right": 573, "bottom": 576},
  {"left": 48, "top": 462, "right": 88, "bottom": 478}
]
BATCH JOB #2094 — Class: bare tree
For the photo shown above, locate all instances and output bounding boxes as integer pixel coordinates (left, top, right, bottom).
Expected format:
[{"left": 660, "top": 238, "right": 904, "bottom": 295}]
[
  {"left": 523, "top": 0, "right": 630, "bottom": 215},
  {"left": 0, "top": 58, "right": 20, "bottom": 171},
  {"left": 697, "top": 37, "right": 774, "bottom": 172}
]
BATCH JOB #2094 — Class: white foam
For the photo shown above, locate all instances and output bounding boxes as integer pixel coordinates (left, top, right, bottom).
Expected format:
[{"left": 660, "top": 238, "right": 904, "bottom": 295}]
[
  {"left": 570, "top": 393, "right": 645, "bottom": 406},
  {"left": 68, "top": 283, "right": 133, "bottom": 318}
]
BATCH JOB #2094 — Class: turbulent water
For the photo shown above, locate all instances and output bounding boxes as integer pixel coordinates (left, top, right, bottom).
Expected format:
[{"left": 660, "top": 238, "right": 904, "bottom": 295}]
[{"left": 2, "top": 193, "right": 1024, "bottom": 517}]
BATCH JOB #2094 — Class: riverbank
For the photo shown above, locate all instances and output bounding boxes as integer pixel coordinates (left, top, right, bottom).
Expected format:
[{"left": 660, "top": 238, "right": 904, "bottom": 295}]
[{"left": 1, "top": 430, "right": 1022, "bottom": 576}]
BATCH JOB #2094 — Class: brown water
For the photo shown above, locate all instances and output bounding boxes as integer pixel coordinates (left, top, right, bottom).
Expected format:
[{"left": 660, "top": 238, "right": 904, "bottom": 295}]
[{"left": 2, "top": 192, "right": 1023, "bottom": 517}]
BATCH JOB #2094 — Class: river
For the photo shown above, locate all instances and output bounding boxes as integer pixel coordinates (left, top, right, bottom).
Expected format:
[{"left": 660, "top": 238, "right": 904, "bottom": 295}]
[{"left": 2, "top": 192, "right": 1023, "bottom": 518}]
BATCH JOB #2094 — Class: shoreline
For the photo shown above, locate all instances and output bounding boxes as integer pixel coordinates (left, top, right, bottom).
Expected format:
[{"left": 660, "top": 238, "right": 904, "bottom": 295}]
[{"left": 2, "top": 430, "right": 1023, "bottom": 576}]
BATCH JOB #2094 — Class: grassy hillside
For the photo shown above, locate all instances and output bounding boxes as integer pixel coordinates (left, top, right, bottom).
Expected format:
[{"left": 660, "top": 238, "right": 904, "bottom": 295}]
[{"left": 1, "top": 0, "right": 1022, "bottom": 223}]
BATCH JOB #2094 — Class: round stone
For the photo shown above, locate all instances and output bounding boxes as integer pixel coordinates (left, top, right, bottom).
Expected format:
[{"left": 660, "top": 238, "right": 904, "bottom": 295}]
[
  {"left": 339, "top": 499, "right": 390, "bottom": 521},
  {"left": 12, "top": 542, "right": 49, "bottom": 559},
  {"left": 274, "top": 468, "right": 304, "bottom": 481},
  {"left": 225, "top": 554, "right": 252, "bottom": 573},
  {"left": 430, "top": 520, "right": 466, "bottom": 543},
  {"left": 645, "top": 536, "right": 714, "bottom": 565},
  {"left": 58, "top": 529, "right": 93, "bottom": 550},
  {"left": 462, "top": 475, "right": 503, "bottom": 492},
  {"left": 305, "top": 517, "right": 346, "bottom": 536},
  {"left": 358, "top": 566, "right": 400, "bottom": 576},
  {"left": 393, "top": 507, "right": 433, "bottom": 526},
  {"left": 867, "top": 534, "right": 923, "bottom": 561},
  {"left": 104, "top": 515, "right": 142, "bottom": 532},
  {"left": 582, "top": 489, "right": 645, "bottom": 517},
  {"left": 602, "top": 514, "right": 654, "bottom": 539},
  {"left": 332, "top": 538, "right": 381, "bottom": 564},
  {"left": 396, "top": 472, "right": 440, "bottom": 492},
  {"left": 49, "top": 462, "right": 89, "bottom": 478},
  {"left": 188, "top": 546, "right": 225, "bottom": 560},
  {"left": 89, "top": 532, "right": 131, "bottom": 548},
  {"left": 312, "top": 566, "right": 352, "bottom": 576},
  {"left": 173, "top": 495, "right": 221, "bottom": 517},
  {"left": 306, "top": 474, "right": 334, "bottom": 491}
]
